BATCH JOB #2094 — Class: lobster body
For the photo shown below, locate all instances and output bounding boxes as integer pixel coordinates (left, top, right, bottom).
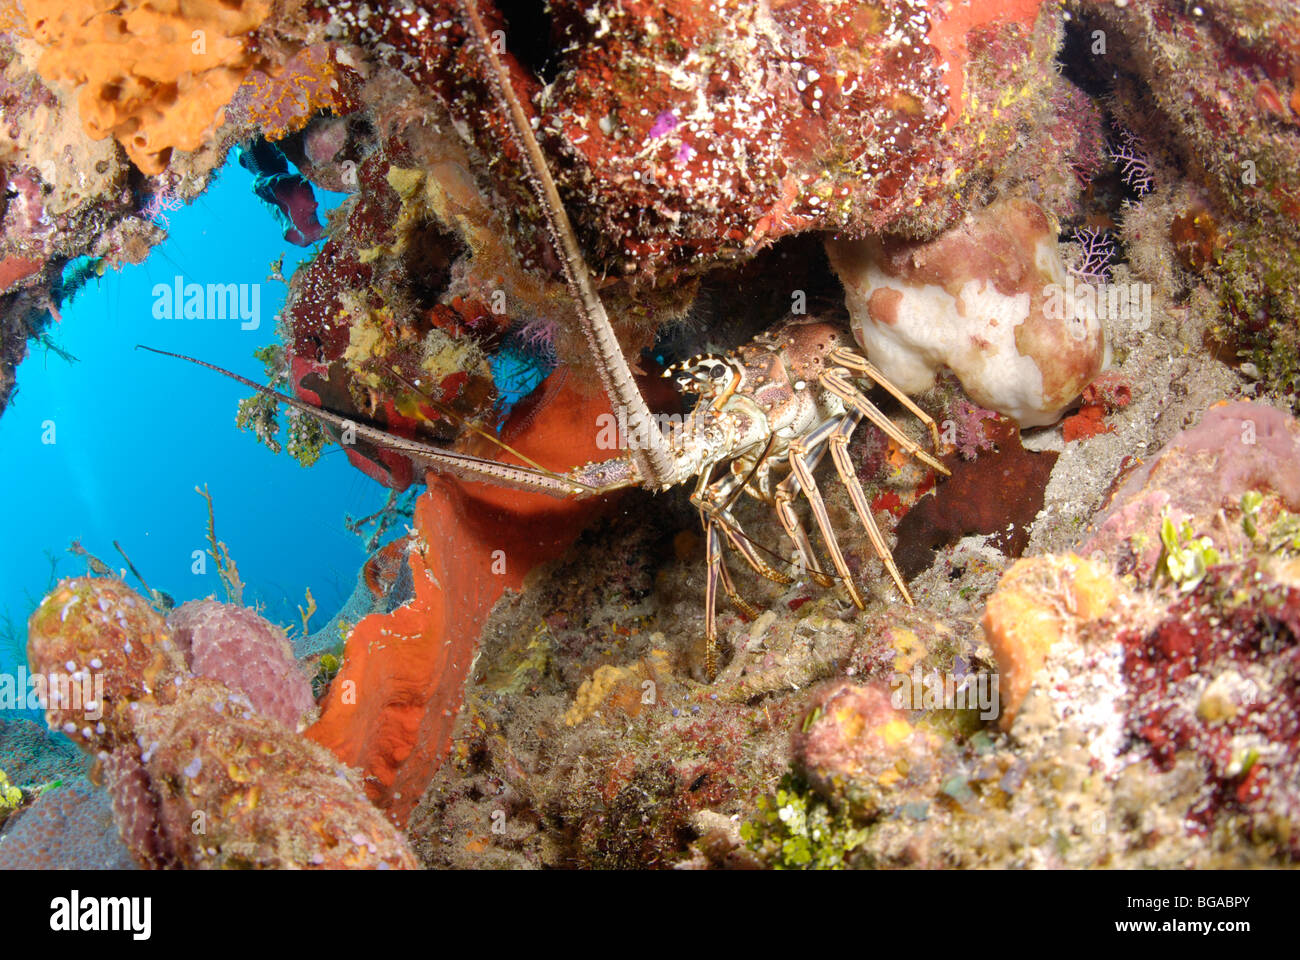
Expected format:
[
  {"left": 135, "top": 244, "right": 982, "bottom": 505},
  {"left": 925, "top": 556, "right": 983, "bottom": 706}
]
[{"left": 563, "top": 316, "right": 948, "bottom": 677}]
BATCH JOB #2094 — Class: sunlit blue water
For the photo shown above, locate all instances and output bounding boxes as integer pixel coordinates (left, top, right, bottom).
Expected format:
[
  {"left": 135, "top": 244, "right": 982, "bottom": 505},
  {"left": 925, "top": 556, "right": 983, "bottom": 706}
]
[{"left": 0, "top": 158, "right": 393, "bottom": 712}]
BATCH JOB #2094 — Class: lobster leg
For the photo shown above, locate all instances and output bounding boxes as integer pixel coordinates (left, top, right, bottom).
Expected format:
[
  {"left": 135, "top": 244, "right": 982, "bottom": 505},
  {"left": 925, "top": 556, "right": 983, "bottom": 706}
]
[
  {"left": 703, "top": 518, "right": 721, "bottom": 680},
  {"left": 694, "top": 471, "right": 795, "bottom": 589},
  {"left": 772, "top": 419, "right": 842, "bottom": 591},
  {"left": 701, "top": 516, "right": 747, "bottom": 681},
  {"left": 820, "top": 368, "right": 949, "bottom": 476},
  {"left": 773, "top": 486, "right": 835, "bottom": 590},
  {"left": 703, "top": 507, "right": 785, "bottom": 681},
  {"left": 692, "top": 475, "right": 762, "bottom": 609},
  {"left": 827, "top": 410, "right": 915, "bottom": 605},
  {"left": 715, "top": 542, "right": 762, "bottom": 619},
  {"left": 827, "top": 347, "right": 947, "bottom": 460},
  {"left": 785, "top": 419, "right": 867, "bottom": 610}
]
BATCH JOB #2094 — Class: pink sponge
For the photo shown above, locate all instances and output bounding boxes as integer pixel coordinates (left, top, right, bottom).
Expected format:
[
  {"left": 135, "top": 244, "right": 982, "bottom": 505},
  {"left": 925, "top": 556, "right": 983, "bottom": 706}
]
[{"left": 168, "top": 601, "right": 315, "bottom": 732}]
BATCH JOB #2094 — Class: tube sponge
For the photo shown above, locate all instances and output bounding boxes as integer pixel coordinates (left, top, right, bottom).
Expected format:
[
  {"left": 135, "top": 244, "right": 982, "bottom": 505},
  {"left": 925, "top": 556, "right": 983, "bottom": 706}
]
[{"left": 827, "top": 197, "right": 1108, "bottom": 427}]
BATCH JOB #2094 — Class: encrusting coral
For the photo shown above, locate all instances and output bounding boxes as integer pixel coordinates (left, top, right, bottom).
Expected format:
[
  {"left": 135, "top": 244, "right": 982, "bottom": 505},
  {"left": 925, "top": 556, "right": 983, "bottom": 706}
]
[
  {"left": 331, "top": 0, "right": 1091, "bottom": 280},
  {"left": 0, "top": 778, "right": 136, "bottom": 869}
]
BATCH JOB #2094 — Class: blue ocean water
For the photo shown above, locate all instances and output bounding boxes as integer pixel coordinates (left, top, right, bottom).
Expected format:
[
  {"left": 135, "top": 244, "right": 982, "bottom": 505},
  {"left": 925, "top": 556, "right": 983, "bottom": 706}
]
[{"left": 0, "top": 158, "right": 393, "bottom": 709}]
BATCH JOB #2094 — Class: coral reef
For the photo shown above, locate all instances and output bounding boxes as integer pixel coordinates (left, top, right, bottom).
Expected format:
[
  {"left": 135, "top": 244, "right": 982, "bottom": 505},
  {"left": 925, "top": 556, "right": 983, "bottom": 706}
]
[
  {"left": 1083, "top": 401, "right": 1300, "bottom": 579},
  {"left": 331, "top": 0, "right": 1089, "bottom": 282},
  {"left": 981, "top": 553, "right": 1118, "bottom": 728},
  {"left": 226, "top": 42, "right": 361, "bottom": 144},
  {"left": 792, "top": 681, "right": 942, "bottom": 820},
  {"left": 27, "top": 578, "right": 415, "bottom": 868},
  {"left": 1068, "top": 0, "right": 1300, "bottom": 398},
  {"left": 4, "top": 0, "right": 1300, "bottom": 875},
  {"left": 0, "top": 716, "right": 86, "bottom": 785},
  {"left": 402, "top": 398, "right": 1300, "bottom": 868},
  {"left": 0, "top": 777, "right": 136, "bottom": 869},
  {"left": 0, "top": 30, "right": 136, "bottom": 414}
]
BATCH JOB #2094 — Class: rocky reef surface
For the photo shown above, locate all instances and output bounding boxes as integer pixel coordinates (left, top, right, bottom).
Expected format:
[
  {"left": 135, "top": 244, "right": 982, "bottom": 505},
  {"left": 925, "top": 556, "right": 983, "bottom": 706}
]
[{"left": 1, "top": 0, "right": 1299, "bottom": 868}]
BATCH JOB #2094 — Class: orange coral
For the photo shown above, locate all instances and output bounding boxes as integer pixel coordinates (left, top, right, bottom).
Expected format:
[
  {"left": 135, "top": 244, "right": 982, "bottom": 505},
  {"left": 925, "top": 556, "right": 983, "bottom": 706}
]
[
  {"left": 0, "top": 0, "right": 28, "bottom": 35},
  {"left": 0, "top": 255, "right": 43, "bottom": 294},
  {"left": 305, "top": 372, "right": 629, "bottom": 827},
  {"left": 23, "top": 0, "right": 274, "bottom": 173},
  {"left": 981, "top": 554, "right": 1118, "bottom": 728}
]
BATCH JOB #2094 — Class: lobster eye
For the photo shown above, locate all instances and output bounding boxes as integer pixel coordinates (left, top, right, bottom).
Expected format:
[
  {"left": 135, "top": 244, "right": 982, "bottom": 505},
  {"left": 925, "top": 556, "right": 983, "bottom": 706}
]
[{"left": 710, "top": 363, "right": 728, "bottom": 380}]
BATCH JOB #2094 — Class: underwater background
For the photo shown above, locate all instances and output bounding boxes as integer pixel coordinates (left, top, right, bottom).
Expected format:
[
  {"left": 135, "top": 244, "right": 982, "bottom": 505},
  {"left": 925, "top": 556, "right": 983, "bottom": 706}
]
[{"left": 0, "top": 163, "right": 385, "bottom": 714}]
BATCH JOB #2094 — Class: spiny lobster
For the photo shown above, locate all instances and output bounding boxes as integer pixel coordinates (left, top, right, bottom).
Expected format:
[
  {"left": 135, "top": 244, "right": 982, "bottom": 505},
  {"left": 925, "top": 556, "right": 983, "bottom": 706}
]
[{"left": 145, "top": 0, "right": 949, "bottom": 680}]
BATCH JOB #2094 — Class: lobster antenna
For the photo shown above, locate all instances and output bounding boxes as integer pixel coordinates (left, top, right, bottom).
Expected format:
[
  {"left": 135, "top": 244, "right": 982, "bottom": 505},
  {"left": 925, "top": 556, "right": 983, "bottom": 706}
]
[
  {"left": 136, "top": 345, "right": 603, "bottom": 497},
  {"left": 383, "top": 363, "right": 553, "bottom": 475},
  {"left": 455, "top": 0, "right": 676, "bottom": 488},
  {"left": 112, "top": 540, "right": 152, "bottom": 596}
]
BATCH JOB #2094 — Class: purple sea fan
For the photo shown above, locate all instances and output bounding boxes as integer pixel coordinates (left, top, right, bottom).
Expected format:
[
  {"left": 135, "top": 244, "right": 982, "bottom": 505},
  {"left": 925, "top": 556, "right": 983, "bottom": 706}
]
[
  {"left": 1109, "top": 123, "right": 1155, "bottom": 198},
  {"left": 1067, "top": 227, "right": 1116, "bottom": 284}
]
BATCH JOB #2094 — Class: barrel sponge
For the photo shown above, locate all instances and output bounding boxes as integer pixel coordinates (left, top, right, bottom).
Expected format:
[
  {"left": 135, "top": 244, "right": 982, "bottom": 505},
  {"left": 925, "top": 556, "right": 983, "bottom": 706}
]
[
  {"left": 23, "top": 0, "right": 273, "bottom": 174},
  {"left": 827, "top": 197, "right": 1108, "bottom": 427},
  {"left": 168, "top": 600, "right": 316, "bottom": 732},
  {"left": 0, "top": 778, "right": 137, "bottom": 869}
]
